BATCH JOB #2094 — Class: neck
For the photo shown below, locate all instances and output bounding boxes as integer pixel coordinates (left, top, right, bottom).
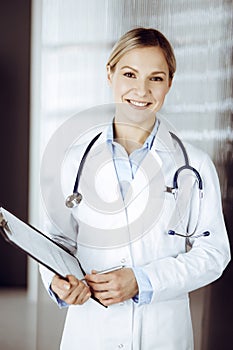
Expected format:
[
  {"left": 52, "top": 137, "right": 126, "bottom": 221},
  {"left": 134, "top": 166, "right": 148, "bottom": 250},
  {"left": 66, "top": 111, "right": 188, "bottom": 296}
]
[{"left": 113, "top": 118, "right": 156, "bottom": 154}]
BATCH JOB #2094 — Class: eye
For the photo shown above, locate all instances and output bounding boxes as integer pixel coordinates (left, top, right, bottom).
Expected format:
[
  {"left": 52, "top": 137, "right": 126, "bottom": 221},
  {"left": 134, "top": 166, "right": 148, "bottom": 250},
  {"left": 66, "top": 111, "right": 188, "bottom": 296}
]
[
  {"left": 150, "top": 76, "right": 164, "bottom": 82},
  {"left": 123, "top": 72, "right": 136, "bottom": 78}
]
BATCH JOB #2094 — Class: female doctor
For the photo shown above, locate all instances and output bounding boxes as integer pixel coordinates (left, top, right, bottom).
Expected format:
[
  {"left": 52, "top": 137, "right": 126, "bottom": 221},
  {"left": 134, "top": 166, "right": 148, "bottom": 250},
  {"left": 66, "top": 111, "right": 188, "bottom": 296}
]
[{"left": 40, "top": 28, "right": 230, "bottom": 349}]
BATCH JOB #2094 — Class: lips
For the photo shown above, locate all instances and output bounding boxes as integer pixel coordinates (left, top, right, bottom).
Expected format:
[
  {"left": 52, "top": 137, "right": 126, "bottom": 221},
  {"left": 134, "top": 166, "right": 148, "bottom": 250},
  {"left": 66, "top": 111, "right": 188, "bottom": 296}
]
[{"left": 126, "top": 99, "right": 152, "bottom": 108}]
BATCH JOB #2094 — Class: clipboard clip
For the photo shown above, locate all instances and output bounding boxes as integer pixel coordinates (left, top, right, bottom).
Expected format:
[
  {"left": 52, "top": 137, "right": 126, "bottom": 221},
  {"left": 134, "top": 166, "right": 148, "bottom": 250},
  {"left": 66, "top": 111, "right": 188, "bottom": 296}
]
[{"left": 0, "top": 212, "right": 11, "bottom": 233}]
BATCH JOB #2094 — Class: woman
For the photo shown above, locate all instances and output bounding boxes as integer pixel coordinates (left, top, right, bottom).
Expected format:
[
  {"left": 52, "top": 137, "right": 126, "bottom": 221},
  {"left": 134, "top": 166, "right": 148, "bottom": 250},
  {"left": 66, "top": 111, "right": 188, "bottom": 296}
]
[{"left": 40, "top": 28, "right": 230, "bottom": 349}]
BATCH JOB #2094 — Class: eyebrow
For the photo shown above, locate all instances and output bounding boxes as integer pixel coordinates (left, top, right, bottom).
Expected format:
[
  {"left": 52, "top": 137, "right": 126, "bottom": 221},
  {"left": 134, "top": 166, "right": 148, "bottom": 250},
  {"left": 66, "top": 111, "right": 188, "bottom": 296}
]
[{"left": 120, "top": 65, "right": 167, "bottom": 75}]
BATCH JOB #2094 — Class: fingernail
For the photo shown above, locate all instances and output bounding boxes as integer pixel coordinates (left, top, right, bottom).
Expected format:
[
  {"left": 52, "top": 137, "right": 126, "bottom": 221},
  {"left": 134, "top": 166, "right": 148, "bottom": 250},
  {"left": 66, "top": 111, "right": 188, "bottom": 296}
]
[{"left": 64, "top": 284, "right": 70, "bottom": 290}]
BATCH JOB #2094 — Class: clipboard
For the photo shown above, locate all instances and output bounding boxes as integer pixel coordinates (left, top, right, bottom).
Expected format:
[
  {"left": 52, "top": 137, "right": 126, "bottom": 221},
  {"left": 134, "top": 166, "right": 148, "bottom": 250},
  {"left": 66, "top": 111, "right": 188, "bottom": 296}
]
[{"left": 0, "top": 207, "right": 105, "bottom": 307}]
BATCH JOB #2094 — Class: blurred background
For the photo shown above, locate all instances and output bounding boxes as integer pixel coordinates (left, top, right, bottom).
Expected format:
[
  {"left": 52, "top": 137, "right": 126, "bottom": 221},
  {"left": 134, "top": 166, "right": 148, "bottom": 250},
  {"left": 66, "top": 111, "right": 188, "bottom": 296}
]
[{"left": 0, "top": 0, "right": 232, "bottom": 349}]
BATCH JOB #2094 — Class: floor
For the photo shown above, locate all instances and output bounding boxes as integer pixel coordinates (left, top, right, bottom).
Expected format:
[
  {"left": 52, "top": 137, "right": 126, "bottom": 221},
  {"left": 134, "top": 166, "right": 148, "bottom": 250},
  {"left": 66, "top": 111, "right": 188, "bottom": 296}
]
[
  {"left": 0, "top": 287, "right": 205, "bottom": 350},
  {"left": 0, "top": 289, "right": 36, "bottom": 350},
  {"left": 0, "top": 288, "right": 67, "bottom": 350}
]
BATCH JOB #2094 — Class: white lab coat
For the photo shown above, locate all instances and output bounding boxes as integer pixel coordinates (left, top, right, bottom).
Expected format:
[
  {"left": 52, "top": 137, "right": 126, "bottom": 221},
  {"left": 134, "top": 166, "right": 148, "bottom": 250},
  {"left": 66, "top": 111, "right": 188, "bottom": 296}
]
[{"left": 40, "top": 120, "right": 230, "bottom": 350}]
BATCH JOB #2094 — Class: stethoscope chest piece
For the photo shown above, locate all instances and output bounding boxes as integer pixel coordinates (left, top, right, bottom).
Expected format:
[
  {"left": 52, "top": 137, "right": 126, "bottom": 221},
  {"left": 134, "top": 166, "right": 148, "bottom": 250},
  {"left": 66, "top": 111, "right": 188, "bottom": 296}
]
[{"left": 65, "top": 192, "right": 82, "bottom": 208}]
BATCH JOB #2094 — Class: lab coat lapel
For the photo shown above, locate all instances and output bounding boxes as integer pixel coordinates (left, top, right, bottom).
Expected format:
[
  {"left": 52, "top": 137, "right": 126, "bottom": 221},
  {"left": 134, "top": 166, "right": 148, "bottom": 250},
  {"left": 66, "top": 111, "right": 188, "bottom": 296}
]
[
  {"left": 153, "top": 120, "right": 176, "bottom": 153},
  {"left": 82, "top": 129, "right": 125, "bottom": 209}
]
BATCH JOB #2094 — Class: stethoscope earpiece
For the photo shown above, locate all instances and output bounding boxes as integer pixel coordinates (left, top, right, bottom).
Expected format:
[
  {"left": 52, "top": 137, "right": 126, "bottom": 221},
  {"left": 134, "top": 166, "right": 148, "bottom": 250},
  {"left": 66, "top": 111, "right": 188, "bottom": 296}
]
[{"left": 168, "top": 229, "right": 210, "bottom": 239}]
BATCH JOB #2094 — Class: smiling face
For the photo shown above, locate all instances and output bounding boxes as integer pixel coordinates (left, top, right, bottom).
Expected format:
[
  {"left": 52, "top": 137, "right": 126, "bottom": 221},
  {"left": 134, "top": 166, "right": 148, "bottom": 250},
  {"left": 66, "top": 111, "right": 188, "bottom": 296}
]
[{"left": 107, "top": 46, "right": 172, "bottom": 128}]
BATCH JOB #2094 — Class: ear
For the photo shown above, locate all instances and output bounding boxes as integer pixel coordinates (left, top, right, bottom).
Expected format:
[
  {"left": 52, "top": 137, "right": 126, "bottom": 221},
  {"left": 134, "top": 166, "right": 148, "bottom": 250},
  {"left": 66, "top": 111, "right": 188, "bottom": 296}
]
[
  {"left": 106, "top": 65, "right": 113, "bottom": 86},
  {"left": 167, "top": 77, "right": 173, "bottom": 92},
  {"left": 169, "top": 78, "right": 173, "bottom": 88}
]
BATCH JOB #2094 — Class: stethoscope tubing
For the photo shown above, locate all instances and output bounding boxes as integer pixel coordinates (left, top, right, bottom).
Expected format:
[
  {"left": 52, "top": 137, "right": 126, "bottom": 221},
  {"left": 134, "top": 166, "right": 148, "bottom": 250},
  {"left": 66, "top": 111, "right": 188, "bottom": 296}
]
[
  {"left": 71, "top": 131, "right": 203, "bottom": 196},
  {"left": 173, "top": 165, "right": 203, "bottom": 191},
  {"left": 73, "top": 132, "right": 102, "bottom": 194},
  {"left": 66, "top": 129, "right": 206, "bottom": 239}
]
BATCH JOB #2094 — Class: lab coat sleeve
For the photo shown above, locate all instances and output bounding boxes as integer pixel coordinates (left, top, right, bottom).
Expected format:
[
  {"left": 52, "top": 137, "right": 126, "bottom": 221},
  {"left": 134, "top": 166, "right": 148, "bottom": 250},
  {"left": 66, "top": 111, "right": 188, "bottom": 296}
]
[
  {"left": 131, "top": 266, "right": 153, "bottom": 304},
  {"left": 38, "top": 210, "right": 78, "bottom": 307},
  {"left": 39, "top": 264, "right": 69, "bottom": 308},
  {"left": 39, "top": 142, "right": 87, "bottom": 306},
  {"left": 141, "top": 153, "right": 231, "bottom": 303}
]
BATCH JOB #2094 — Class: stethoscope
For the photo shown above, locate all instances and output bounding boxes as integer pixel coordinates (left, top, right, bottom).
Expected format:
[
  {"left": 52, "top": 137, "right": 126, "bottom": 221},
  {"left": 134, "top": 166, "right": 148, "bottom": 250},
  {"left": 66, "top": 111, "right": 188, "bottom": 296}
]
[{"left": 65, "top": 131, "right": 210, "bottom": 239}]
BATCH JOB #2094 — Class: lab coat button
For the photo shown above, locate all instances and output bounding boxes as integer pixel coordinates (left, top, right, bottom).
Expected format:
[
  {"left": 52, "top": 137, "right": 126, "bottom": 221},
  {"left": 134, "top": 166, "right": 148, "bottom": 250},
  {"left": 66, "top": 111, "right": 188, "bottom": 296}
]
[
  {"left": 118, "top": 344, "right": 124, "bottom": 348},
  {"left": 120, "top": 258, "right": 126, "bottom": 264}
]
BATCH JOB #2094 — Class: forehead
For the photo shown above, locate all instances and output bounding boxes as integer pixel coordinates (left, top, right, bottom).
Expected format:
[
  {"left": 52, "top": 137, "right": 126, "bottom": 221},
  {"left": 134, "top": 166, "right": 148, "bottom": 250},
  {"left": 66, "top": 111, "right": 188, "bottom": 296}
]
[{"left": 116, "top": 46, "right": 169, "bottom": 71}]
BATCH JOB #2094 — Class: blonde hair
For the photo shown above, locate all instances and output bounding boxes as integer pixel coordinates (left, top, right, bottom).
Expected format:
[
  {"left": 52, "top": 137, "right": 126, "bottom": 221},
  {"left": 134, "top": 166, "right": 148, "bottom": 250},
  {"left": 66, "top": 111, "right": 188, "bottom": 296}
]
[{"left": 107, "top": 27, "right": 176, "bottom": 80}]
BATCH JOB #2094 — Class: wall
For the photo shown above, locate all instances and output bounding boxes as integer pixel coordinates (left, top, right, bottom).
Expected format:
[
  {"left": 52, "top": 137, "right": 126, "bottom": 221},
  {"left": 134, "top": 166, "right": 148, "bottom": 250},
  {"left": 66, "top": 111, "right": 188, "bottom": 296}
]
[{"left": 0, "top": 0, "right": 31, "bottom": 287}]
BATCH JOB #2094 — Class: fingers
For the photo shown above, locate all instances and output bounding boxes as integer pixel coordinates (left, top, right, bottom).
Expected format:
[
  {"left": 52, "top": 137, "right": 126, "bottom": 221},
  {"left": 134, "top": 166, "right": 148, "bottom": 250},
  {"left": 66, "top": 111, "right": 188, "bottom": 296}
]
[
  {"left": 85, "top": 272, "right": 112, "bottom": 298},
  {"left": 65, "top": 275, "right": 91, "bottom": 305},
  {"left": 52, "top": 275, "right": 70, "bottom": 293},
  {"left": 85, "top": 270, "right": 123, "bottom": 306},
  {"left": 86, "top": 271, "right": 110, "bottom": 282},
  {"left": 86, "top": 274, "right": 109, "bottom": 290},
  {"left": 51, "top": 275, "right": 91, "bottom": 305},
  {"left": 85, "top": 268, "right": 139, "bottom": 306},
  {"left": 93, "top": 291, "right": 120, "bottom": 306}
]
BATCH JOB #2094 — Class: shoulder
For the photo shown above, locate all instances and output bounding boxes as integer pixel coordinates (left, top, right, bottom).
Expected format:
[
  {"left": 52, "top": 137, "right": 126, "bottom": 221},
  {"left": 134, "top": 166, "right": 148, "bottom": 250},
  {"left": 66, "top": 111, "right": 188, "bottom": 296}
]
[
  {"left": 181, "top": 141, "right": 221, "bottom": 192},
  {"left": 157, "top": 118, "right": 214, "bottom": 168},
  {"left": 183, "top": 142, "right": 209, "bottom": 163},
  {"left": 182, "top": 141, "right": 214, "bottom": 170},
  {"left": 160, "top": 118, "right": 218, "bottom": 178}
]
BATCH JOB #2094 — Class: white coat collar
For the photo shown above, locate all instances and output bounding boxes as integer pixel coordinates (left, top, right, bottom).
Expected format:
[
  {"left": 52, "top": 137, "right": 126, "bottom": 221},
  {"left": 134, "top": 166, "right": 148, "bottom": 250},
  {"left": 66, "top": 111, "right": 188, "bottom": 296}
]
[
  {"left": 88, "top": 118, "right": 176, "bottom": 156},
  {"left": 152, "top": 120, "right": 176, "bottom": 153}
]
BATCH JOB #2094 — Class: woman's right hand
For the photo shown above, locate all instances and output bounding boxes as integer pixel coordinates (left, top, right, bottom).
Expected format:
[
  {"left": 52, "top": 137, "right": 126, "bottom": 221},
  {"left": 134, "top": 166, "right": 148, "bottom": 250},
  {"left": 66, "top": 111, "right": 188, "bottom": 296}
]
[{"left": 51, "top": 274, "right": 91, "bottom": 305}]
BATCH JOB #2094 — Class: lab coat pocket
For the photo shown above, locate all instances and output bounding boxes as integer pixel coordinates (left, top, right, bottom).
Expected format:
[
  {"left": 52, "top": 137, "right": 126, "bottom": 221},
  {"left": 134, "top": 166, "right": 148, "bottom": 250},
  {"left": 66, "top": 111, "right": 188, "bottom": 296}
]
[{"left": 142, "top": 297, "right": 193, "bottom": 350}]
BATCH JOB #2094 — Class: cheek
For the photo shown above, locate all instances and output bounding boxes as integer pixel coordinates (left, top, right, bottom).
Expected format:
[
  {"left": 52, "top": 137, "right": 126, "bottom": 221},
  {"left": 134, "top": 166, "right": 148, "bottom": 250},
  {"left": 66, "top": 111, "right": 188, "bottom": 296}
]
[
  {"left": 112, "top": 78, "right": 132, "bottom": 98},
  {"left": 151, "top": 85, "right": 170, "bottom": 101}
]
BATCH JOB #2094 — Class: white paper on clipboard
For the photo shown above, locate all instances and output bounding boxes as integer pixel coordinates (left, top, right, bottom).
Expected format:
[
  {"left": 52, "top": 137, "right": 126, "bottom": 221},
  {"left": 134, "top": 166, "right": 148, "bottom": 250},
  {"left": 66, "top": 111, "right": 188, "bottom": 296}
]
[{"left": 0, "top": 207, "right": 85, "bottom": 280}]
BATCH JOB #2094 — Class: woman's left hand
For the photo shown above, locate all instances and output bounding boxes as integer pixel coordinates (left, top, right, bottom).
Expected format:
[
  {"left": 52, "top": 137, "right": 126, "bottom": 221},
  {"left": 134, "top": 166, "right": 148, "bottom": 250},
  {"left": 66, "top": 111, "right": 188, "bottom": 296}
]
[{"left": 85, "top": 268, "right": 138, "bottom": 306}]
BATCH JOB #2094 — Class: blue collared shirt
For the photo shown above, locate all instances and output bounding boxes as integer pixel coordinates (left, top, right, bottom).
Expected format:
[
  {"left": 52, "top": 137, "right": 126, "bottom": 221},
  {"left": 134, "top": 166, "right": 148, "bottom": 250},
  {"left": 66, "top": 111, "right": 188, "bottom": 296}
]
[
  {"left": 106, "top": 121, "right": 159, "bottom": 199},
  {"left": 106, "top": 119, "right": 159, "bottom": 305}
]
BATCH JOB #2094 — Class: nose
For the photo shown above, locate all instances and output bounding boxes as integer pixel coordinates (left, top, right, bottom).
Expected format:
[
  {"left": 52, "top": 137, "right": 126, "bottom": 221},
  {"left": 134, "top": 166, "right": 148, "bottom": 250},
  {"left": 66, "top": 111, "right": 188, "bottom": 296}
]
[{"left": 135, "top": 79, "right": 149, "bottom": 97}]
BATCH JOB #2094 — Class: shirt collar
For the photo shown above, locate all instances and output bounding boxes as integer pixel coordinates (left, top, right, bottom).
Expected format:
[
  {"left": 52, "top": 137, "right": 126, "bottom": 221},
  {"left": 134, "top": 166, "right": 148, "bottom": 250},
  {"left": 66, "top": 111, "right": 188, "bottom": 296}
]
[{"left": 106, "top": 119, "right": 159, "bottom": 151}]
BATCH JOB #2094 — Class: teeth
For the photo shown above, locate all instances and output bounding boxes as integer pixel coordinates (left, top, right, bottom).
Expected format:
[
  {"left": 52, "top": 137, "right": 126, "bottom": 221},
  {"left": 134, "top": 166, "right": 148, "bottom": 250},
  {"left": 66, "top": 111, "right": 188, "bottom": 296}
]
[{"left": 129, "top": 100, "right": 148, "bottom": 107}]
